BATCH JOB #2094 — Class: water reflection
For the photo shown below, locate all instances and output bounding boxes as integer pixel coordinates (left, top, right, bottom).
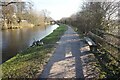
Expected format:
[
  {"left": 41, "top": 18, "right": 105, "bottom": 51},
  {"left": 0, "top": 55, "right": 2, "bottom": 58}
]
[{"left": 1, "top": 24, "right": 59, "bottom": 63}]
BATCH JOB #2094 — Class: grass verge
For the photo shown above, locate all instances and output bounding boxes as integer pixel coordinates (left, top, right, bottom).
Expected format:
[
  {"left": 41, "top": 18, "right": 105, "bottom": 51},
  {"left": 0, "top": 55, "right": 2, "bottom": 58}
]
[{"left": 1, "top": 24, "right": 67, "bottom": 79}]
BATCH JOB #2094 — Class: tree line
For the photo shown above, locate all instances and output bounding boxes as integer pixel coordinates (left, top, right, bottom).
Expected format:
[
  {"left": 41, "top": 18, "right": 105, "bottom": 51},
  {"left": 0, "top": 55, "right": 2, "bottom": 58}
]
[
  {"left": 60, "top": 0, "right": 120, "bottom": 35},
  {"left": 0, "top": 0, "right": 52, "bottom": 30}
]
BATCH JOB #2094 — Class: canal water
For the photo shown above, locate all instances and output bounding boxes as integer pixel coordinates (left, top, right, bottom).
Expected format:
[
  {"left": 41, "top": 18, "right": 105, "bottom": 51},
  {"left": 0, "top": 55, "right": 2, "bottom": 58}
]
[{"left": 0, "top": 24, "right": 59, "bottom": 63}]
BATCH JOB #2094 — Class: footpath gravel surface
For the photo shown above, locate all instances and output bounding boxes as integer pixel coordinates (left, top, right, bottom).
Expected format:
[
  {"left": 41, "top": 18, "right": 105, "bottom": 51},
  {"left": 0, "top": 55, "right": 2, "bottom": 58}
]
[{"left": 40, "top": 26, "right": 100, "bottom": 78}]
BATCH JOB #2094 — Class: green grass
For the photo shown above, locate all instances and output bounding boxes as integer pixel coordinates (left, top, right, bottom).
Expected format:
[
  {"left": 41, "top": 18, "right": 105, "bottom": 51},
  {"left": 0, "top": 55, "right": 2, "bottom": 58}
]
[
  {"left": 41, "top": 25, "right": 67, "bottom": 44},
  {"left": 1, "top": 24, "right": 67, "bottom": 79}
]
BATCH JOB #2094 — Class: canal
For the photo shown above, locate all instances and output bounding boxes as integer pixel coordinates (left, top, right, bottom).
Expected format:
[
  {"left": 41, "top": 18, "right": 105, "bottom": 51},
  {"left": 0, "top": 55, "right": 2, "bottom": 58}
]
[{"left": 1, "top": 24, "right": 59, "bottom": 63}]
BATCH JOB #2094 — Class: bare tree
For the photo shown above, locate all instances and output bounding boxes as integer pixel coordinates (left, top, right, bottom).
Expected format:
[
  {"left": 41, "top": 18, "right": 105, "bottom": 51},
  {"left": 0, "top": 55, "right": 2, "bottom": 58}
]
[{"left": 41, "top": 9, "right": 50, "bottom": 24}]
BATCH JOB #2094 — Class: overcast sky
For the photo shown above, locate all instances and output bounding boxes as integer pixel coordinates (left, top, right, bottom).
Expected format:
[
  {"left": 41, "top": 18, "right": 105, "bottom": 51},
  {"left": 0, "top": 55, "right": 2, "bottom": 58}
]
[{"left": 24, "top": 0, "right": 83, "bottom": 20}]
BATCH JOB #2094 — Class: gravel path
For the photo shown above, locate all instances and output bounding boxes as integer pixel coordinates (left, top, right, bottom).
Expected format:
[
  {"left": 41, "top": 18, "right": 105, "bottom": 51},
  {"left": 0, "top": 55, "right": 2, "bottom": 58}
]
[{"left": 39, "top": 26, "right": 91, "bottom": 78}]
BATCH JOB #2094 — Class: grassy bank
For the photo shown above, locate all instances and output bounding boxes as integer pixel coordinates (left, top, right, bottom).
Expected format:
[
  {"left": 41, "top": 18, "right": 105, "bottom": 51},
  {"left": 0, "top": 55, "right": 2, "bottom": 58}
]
[{"left": 1, "top": 24, "right": 67, "bottom": 79}]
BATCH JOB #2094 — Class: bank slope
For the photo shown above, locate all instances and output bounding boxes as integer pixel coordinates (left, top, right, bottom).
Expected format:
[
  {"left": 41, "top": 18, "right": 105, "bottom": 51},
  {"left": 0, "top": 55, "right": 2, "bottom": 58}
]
[{"left": 1, "top": 24, "right": 67, "bottom": 79}]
